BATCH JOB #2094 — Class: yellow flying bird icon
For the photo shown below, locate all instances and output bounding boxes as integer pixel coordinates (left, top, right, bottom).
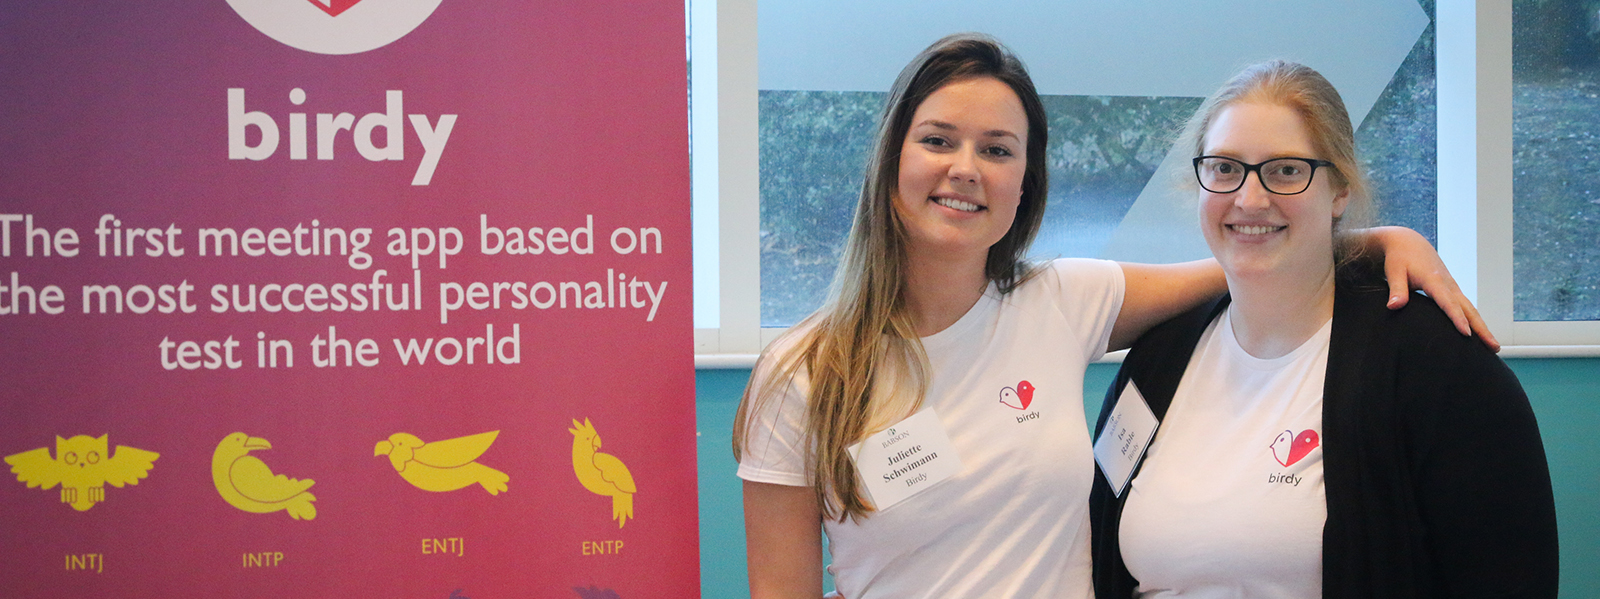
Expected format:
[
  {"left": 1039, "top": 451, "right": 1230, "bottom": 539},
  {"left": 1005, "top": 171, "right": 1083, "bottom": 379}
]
[{"left": 374, "top": 431, "right": 509, "bottom": 495}]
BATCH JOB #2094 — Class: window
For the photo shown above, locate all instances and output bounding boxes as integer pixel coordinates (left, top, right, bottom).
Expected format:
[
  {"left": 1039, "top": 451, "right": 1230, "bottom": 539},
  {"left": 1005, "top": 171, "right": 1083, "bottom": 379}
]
[
  {"left": 1512, "top": 0, "right": 1600, "bottom": 321},
  {"left": 695, "top": 0, "right": 1600, "bottom": 361}
]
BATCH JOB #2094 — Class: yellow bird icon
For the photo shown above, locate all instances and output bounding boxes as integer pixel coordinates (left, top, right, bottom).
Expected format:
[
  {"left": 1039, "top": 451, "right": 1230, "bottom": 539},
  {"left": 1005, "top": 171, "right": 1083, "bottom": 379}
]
[
  {"left": 211, "top": 433, "right": 317, "bottom": 521},
  {"left": 374, "top": 431, "right": 508, "bottom": 495},
  {"left": 568, "top": 418, "right": 636, "bottom": 528},
  {"left": 5, "top": 434, "right": 158, "bottom": 512}
]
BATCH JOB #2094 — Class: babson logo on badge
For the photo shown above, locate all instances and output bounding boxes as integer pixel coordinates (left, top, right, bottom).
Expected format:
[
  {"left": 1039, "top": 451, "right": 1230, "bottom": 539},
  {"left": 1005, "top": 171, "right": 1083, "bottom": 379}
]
[
  {"left": 879, "top": 428, "right": 910, "bottom": 449},
  {"left": 228, "top": 88, "right": 457, "bottom": 186}
]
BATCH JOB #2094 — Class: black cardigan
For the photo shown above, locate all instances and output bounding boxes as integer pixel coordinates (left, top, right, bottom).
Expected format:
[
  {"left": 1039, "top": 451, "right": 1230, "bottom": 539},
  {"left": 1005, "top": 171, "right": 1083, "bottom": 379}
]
[{"left": 1089, "top": 273, "right": 1559, "bottom": 598}]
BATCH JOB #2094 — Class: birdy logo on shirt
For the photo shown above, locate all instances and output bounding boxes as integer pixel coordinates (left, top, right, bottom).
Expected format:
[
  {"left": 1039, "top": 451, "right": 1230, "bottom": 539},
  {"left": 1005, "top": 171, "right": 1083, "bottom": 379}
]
[
  {"left": 1268, "top": 429, "right": 1320, "bottom": 467},
  {"left": 999, "top": 380, "right": 1039, "bottom": 423},
  {"left": 998, "top": 380, "right": 1034, "bottom": 410}
]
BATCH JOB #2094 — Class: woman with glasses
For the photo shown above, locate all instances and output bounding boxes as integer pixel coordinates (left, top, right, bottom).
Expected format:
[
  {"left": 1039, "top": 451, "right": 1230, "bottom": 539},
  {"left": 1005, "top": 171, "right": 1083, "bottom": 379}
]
[{"left": 1089, "top": 60, "right": 1558, "bottom": 598}]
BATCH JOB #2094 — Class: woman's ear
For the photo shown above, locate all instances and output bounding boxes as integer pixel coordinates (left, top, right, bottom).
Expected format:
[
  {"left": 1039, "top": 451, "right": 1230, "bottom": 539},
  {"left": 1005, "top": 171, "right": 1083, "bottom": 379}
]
[{"left": 1332, "top": 186, "right": 1351, "bottom": 219}]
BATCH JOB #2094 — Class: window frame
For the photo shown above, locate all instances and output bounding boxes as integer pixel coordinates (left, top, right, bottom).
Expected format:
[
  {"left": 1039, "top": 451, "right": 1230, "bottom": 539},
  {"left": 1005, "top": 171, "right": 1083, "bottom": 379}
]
[
  {"left": 695, "top": 0, "right": 1600, "bottom": 367},
  {"left": 1454, "top": 0, "right": 1600, "bottom": 353}
]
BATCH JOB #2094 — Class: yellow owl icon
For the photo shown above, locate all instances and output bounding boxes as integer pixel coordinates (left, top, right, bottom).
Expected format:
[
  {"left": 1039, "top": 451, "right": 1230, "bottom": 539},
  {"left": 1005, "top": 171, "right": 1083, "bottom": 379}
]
[
  {"left": 211, "top": 433, "right": 317, "bottom": 520},
  {"left": 5, "top": 434, "right": 159, "bottom": 511},
  {"left": 568, "top": 418, "right": 636, "bottom": 528},
  {"left": 374, "top": 431, "right": 509, "bottom": 495}
]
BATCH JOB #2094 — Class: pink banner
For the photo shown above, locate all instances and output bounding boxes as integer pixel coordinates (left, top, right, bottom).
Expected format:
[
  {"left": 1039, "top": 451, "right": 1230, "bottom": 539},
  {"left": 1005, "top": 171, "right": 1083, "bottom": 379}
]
[{"left": 0, "top": 1, "right": 697, "bottom": 597}]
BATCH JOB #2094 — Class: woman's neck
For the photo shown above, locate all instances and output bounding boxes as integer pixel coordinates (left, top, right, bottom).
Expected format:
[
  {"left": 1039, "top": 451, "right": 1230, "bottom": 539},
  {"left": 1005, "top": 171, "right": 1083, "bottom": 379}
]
[
  {"left": 903, "top": 248, "right": 990, "bottom": 337},
  {"left": 1225, "top": 265, "right": 1337, "bottom": 359}
]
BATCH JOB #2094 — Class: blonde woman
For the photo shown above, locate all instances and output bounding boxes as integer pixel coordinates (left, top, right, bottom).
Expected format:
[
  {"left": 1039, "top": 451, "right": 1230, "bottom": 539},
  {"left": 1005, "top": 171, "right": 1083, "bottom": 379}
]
[
  {"left": 737, "top": 36, "right": 1490, "bottom": 599},
  {"left": 1090, "top": 61, "right": 1557, "bottom": 598}
]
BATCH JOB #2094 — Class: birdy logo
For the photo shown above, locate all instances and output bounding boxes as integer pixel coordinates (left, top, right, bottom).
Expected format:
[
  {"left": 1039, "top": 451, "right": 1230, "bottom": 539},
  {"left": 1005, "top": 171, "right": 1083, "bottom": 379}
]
[
  {"left": 374, "top": 430, "right": 509, "bottom": 495},
  {"left": 1268, "top": 429, "right": 1320, "bottom": 468},
  {"left": 212, "top": 432, "right": 318, "bottom": 520},
  {"left": 5, "top": 435, "right": 158, "bottom": 511},
  {"left": 226, "top": 0, "right": 444, "bottom": 55},
  {"left": 306, "top": 0, "right": 362, "bottom": 18},
  {"left": 227, "top": 88, "right": 458, "bottom": 186},
  {"left": 998, "top": 380, "right": 1034, "bottom": 410},
  {"left": 569, "top": 418, "right": 637, "bottom": 528}
]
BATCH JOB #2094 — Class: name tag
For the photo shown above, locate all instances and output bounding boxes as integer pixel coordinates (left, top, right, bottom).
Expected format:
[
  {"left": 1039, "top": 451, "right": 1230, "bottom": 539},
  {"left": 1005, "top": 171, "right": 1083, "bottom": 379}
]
[
  {"left": 848, "top": 408, "right": 962, "bottom": 511},
  {"left": 1093, "top": 382, "right": 1159, "bottom": 498}
]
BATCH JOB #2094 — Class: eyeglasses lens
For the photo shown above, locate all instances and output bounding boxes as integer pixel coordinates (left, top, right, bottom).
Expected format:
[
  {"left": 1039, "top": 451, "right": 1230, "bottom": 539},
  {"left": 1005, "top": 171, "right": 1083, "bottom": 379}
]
[
  {"left": 1197, "top": 157, "right": 1244, "bottom": 192},
  {"left": 1260, "top": 159, "right": 1312, "bottom": 194}
]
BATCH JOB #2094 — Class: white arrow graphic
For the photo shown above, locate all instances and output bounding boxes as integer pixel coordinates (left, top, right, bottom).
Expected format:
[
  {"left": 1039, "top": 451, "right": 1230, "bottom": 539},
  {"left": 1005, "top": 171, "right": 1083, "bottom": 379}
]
[{"left": 760, "top": 0, "right": 1430, "bottom": 262}]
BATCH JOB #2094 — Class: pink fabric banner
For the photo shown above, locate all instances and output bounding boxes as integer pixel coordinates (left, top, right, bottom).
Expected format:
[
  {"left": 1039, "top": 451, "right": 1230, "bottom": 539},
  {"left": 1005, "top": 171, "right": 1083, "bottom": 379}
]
[{"left": 0, "top": 1, "right": 697, "bottom": 597}]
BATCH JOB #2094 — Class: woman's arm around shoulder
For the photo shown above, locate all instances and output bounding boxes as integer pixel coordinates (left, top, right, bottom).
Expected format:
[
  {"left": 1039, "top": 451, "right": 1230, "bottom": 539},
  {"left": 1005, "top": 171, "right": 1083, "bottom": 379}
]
[
  {"left": 1110, "top": 259, "right": 1227, "bottom": 351},
  {"left": 1362, "top": 226, "right": 1498, "bottom": 350},
  {"left": 745, "top": 480, "right": 825, "bottom": 599},
  {"left": 1110, "top": 227, "right": 1497, "bottom": 352}
]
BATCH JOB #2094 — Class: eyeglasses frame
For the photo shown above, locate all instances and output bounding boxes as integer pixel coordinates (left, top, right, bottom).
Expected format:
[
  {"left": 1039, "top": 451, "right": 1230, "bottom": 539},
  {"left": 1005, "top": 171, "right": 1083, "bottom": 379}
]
[{"left": 1191, "top": 155, "right": 1336, "bottom": 195}]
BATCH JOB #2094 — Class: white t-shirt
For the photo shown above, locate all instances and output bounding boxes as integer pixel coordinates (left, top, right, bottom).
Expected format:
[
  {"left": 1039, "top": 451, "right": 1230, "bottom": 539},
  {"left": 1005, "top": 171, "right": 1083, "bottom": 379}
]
[
  {"left": 738, "top": 259, "right": 1125, "bottom": 599},
  {"left": 1119, "top": 309, "right": 1330, "bottom": 599}
]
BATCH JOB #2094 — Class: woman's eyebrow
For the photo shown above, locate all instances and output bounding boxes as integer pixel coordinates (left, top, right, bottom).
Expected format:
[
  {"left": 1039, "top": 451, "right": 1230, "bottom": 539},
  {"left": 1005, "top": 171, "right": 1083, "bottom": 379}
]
[
  {"left": 984, "top": 129, "right": 1021, "bottom": 142},
  {"left": 912, "top": 119, "right": 1020, "bottom": 142}
]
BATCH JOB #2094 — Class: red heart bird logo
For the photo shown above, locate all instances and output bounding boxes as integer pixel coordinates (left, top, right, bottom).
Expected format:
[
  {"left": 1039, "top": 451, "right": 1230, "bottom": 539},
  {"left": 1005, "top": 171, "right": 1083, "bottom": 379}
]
[
  {"left": 1268, "top": 429, "right": 1320, "bottom": 467},
  {"left": 307, "top": 0, "right": 364, "bottom": 17},
  {"left": 998, "top": 381, "right": 1035, "bottom": 410}
]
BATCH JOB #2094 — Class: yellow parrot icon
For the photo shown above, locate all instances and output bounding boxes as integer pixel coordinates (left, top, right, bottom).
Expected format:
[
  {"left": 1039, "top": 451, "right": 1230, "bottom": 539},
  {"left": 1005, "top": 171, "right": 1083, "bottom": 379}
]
[
  {"left": 5, "top": 434, "right": 158, "bottom": 511},
  {"left": 374, "top": 431, "right": 508, "bottom": 495},
  {"left": 568, "top": 418, "right": 636, "bottom": 528},
  {"left": 211, "top": 433, "right": 317, "bottom": 520}
]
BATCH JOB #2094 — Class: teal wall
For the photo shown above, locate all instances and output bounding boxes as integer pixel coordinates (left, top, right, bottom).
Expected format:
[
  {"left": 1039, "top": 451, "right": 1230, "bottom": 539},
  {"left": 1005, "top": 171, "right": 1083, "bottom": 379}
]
[{"left": 696, "top": 359, "right": 1600, "bottom": 598}]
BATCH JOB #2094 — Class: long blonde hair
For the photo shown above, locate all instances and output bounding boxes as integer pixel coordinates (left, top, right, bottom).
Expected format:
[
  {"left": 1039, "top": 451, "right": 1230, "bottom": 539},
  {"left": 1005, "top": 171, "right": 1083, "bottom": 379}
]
[
  {"left": 732, "top": 33, "right": 1051, "bottom": 521},
  {"left": 1174, "top": 60, "right": 1376, "bottom": 261}
]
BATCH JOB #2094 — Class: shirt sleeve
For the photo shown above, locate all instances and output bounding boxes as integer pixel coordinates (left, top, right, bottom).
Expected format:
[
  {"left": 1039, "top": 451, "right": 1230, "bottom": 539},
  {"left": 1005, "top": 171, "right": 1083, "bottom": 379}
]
[
  {"left": 735, "top": 349, "right": 812, "bottom": 487},
  {"left": 1044, "top": 258, "right": 1126, "bottom": 362}
]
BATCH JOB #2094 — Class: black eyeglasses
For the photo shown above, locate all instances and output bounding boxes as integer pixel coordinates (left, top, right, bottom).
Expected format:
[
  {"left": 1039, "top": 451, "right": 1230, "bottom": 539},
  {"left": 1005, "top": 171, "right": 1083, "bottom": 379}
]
[{"left": 1192, "top": 156, "right": 1336, "bottom": 195}]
